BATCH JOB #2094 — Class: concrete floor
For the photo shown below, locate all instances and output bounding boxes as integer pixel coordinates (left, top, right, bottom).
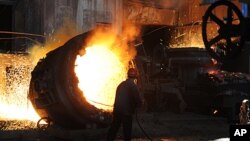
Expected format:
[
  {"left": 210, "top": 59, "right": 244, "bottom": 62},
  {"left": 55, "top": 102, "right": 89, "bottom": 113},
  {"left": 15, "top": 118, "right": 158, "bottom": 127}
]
[
  {"left": 105, "top": 112, "right": 230, "bottom": 141},
  {"left": 0, "top": 112, "right": 230, "bottom": 141}
]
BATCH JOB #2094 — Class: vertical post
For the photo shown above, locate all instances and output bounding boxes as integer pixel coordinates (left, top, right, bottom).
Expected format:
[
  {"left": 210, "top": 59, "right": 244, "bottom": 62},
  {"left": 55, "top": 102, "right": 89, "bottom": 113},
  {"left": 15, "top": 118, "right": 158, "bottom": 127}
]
[{"left": 113, "top": 0, "right": 123, "bottom": 34}]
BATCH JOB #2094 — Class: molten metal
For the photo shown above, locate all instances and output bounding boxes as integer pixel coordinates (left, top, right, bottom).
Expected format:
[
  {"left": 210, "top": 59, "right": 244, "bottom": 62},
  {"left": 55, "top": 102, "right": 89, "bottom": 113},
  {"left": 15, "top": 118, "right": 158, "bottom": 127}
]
[
  {"left": 28, "top": 28, "right": 137, "bottom": 128},
  {"left": 75, "top": 45, "right": 126, "bottom": 111}
]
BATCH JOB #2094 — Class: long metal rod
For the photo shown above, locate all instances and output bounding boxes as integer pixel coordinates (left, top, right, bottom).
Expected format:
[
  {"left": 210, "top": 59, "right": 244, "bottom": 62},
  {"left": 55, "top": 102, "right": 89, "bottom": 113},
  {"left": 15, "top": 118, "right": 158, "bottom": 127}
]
[
  {"left": 0, "top": 31, "right": 45, "bottom": 38},
  {"left": 88, "top": 99, "right": 113, "bottom": 107},
  {"left": 0, "top": 37, "right": 42, "bottom": 44}
]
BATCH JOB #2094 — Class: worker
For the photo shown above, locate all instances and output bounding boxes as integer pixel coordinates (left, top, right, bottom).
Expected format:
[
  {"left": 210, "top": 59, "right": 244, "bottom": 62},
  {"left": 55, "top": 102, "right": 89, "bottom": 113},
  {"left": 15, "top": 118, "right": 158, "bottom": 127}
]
[
  {"left": 106, "top": 68, "right": 142, "bottom": 141},
  {"left": 239, "top": 99, "right": 250, "bottom": 125}
]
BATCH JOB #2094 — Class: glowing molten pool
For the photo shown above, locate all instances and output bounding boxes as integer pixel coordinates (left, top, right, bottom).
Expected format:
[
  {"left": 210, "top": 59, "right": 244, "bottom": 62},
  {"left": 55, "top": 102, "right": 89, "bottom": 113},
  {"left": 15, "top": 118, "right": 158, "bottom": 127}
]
[{"left": 74, "top": 45, "right": 127, "bottom": 111}]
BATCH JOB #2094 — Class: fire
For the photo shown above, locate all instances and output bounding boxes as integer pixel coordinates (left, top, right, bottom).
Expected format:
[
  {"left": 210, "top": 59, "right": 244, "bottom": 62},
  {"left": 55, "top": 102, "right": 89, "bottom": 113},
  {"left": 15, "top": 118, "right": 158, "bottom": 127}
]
[
  {"left": 208, "top": 69, "right": 219, "bottom": 75},
  {"left": 75, "top": 27, "right": 138, "bottom": 111},
  {"left": 0, "top": 21, "right": 78, "bottom": 122},
  {"left": 0, "top": 54, "right": 40, "bottom": 121},
  {"left": 75, "top": 45, "right": 126, "bottom": 111},
  {"left": 170, "top": 24, "right": 204, "bottom": 48},
  {"left": 0, "top": 21, "right": 138, "bottom": 122},
  {"left": 0, "top": 102, "right": 39, "bottom": 121}
]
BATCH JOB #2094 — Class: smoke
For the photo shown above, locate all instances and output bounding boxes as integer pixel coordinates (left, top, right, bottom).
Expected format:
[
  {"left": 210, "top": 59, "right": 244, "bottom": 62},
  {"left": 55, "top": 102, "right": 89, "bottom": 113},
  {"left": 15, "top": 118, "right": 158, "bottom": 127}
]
[
  {"left": 28, "top": 20, "right": 80, "bottom": 66},
  {"left": 84, "top": 22, "right": 141, "bottom": 65},
  {"left": 28, "top": 19, "right": 141, "bottom": 66}
]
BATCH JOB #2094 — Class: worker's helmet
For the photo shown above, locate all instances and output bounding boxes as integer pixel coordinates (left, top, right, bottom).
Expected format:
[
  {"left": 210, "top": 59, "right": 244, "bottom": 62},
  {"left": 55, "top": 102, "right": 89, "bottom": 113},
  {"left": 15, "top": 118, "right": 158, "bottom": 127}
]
[
  {"left": 128, "top": 68, "right": 138, "bottom": 78},
  {"left": 242, "top": 99, "right": 249, "bottom": 107}
]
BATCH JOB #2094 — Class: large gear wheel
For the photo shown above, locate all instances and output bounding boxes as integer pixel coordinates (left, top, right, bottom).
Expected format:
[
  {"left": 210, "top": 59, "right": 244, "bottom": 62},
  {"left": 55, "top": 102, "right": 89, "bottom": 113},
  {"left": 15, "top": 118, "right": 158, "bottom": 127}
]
[{"left": 202, "top": 0, "right": 246, "bottom": 62}]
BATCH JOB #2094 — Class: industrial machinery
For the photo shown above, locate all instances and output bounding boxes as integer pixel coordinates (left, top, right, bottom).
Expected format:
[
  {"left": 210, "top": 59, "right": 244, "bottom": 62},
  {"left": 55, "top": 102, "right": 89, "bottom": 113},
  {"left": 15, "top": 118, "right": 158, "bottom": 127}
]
[
  {"left": 28, "top": 31, "right": 111, "bottom": 129},
  {"left": 200, "top": 0, "right": 250, "bottom": 121},
  {"left": 202, "top": 0, "right": 250, "bottom": 70},
  {"left": 28, "top": 0, "right": 250, "bottom": 129},
  {"left": 136, "top": 0, "right": 250, "bottom": 121}
]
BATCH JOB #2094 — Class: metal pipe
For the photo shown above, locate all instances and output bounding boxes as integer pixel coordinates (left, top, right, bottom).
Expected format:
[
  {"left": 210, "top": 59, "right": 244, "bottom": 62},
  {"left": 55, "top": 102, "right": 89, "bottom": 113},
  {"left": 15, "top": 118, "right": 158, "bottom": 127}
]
[
  {"left": 0, "top": 31, "right": 45, "bottom": 38},
  {"left": 0, "top": 37, "right": 42, "bottom": 44}
]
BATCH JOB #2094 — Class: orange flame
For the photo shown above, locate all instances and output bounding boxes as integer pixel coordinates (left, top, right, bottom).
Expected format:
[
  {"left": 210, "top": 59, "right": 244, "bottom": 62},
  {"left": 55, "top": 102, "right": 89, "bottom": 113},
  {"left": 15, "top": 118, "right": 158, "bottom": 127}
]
[{"left": 75, "top": 26, "right": 139, "bottom": 111}]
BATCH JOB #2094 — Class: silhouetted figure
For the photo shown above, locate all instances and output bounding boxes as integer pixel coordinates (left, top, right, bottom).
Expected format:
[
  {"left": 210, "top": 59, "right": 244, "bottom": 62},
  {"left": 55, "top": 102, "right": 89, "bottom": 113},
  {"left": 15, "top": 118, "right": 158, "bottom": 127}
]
[
  {"left": 239, "top": 99, "right": 250, "bottom": 125},
  {"left": 106, "top": 68, "right": 142, "bottom": 141}
]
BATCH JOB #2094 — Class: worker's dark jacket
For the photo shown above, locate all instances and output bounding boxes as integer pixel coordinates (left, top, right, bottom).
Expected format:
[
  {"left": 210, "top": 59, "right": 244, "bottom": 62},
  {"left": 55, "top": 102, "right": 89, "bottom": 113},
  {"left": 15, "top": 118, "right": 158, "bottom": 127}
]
[{"left": 113, "top": 79, "right": 142, "bottom": 115}]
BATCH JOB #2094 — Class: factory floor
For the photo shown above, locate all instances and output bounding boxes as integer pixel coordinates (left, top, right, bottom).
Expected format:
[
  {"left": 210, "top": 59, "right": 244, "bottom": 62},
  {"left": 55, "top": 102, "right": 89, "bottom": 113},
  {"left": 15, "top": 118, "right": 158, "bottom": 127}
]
[
  {"left": 0, "top": 112, "right": 230, "bottom": 141},
  {"left": 113, "top": 112, "right": 229, "bottom": 141}
]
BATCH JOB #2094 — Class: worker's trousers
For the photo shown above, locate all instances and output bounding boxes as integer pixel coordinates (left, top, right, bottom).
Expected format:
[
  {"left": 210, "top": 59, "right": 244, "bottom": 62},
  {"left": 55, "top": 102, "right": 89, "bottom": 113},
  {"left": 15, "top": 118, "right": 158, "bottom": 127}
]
[{"left": 106, "top": 113, "right": 133, "bottom": 141}]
